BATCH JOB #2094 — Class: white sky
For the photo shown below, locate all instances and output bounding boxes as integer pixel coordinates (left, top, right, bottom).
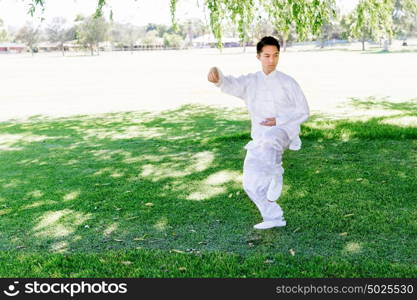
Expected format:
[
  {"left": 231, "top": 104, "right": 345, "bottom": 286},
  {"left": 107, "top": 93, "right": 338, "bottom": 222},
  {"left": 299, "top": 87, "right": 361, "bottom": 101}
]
[
  {"left": 337, "top": 0, "right": 360, "bottom": 15},
  {"left": 0, "top": 0, "right": 358, "bottom": 29},
  {"left": 0, "top": 0, "right": 207, "bottom": 28}
]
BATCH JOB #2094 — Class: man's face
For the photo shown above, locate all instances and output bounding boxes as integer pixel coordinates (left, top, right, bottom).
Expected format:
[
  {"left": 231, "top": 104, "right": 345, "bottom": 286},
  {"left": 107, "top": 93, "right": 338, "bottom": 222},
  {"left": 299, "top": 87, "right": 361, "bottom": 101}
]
[{"left": 257, "top": 45, "right": 279, "bottom": 74}]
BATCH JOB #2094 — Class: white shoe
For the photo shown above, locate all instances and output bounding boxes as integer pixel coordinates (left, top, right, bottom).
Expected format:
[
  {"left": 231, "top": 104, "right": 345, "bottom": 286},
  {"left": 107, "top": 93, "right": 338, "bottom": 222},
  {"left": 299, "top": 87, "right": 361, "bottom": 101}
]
[{"left": 253, "top": 218, "right": 286, "bottom": 230}]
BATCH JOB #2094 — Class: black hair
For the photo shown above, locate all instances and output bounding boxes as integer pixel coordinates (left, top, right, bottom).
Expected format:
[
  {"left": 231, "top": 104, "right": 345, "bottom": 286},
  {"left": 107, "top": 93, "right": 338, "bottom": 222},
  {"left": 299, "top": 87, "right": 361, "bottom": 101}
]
[{"left": 256, "top": 36, "right": 280, "bottom": 54}]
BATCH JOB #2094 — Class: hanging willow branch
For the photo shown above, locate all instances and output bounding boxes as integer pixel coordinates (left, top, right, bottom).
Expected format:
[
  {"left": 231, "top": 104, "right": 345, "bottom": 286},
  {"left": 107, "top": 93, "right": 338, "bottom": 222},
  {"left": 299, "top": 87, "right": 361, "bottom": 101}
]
[
  {"left": 28, "top": 0, "right": 337, "bottom": 48},
  {"left": 170, "top": 0, "right": 179, "bottom": 31},
  {"left": 28, "top": 0, "right": 45, "bottom": 16},
  {"left": 201, "top": 0, "right": 336, "bottom": 49},
  {"left": 94, "top": 0, "right": 106, "bottom": 18},
  {"left": 351, "top": 0, "right": 395, "bottom": 43},
  {"left": 227, "top": 0, "right": 255, "bottom": 48},
  {"left": 205, "top": 0, "right": 226, "bottom": 49}
]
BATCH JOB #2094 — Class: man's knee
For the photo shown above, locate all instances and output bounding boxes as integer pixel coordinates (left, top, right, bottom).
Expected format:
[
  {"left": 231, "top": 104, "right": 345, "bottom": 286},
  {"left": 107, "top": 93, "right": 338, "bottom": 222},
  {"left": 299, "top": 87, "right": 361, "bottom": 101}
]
[{"left": 262, "top": 128, "right": 290, "bottom": 151}]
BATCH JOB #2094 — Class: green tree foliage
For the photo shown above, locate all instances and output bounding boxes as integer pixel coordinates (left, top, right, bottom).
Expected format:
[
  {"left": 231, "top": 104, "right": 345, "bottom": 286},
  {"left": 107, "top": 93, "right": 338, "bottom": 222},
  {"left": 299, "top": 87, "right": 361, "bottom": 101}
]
[
  {"left": 317, "top": 5, "right": 346, "bottom": 48},
  {"left": 204, "top": 0, "right": 226, "bottom": 48},
  {"left": 181, "top": 18, "right": 209, "bottom": 46},
  {"left": 110, "top": 23, "right": 145, "bottom": 52},
  {"left": 27, "top": 0, "right": 45, "bottom": 16},
  {"left": 350, "top": 0, "right": 394, "bottom": 51},
  {"left": 226, "top": 0, "right": 255, "bottom": 51},
  {"left": 141, "top": 29, "right": 159, "bottom": 46},
  {"left": 27, "top": 0, "right": 336, "bottom": 50},
  {"left": 0, "top": 18, "right": 9, "bottom": 42},
  {"left": 264, "top": 0, "right": 336, "bottom": 51},
  {"left": 26, "top": 0, "right": 417, "bottom": 51},
  {"left": 392, "top": 0, "right": 417, "bottom": 40},
  {"left": 348, "top": 0, "right": 417, "bottom": 51},
  {"left": 145, "top": 23, "right": 179, "bottom": 37},
  {"left": 15, "top": 22, "right": 40, "bottom": 55},
  {"left": 163, "top": 32, "right": 184, "bottom": 48},
  {"left": 263, "top": 0, "right": 293, "bottom": 51},
  {"left": 251, "top": 18, "right": 274, "bottom": 43},
  {"left": 46, "top": 17, "right": 75, "bottom": 56},
  {"left": 76, "top": 16, "right": 109, "bottom": 55},
  {"left": 339, "top": 14, "right": 354, "bottom": 41},
  {"left": 318, "top": 18, "right": 343, "bottom": 48},
  {"left": 170, "top": 0, "right": 179, "bottom": 31},
  {"left": 200, "top": 0, "right": 337, "bottom": 50}
]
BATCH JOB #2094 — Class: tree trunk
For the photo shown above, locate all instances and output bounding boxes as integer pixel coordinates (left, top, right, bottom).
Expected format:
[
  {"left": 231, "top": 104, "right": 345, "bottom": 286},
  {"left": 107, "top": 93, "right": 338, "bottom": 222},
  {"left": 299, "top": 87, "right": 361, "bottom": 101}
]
[
  {"left": 90, "top": 45, "right": 94, "bottom": 56},
  {"left": 279, "top": 32, "right": 288, "bottom": 52},
  {"left": 242, "top": 25, "right": 246, "bottom": 53},
  {"left": 361, "top": 31, "right": 366, "bottom": 51},
  {"left": 383, "top": 39, "right": 389, "bottom": 51}
]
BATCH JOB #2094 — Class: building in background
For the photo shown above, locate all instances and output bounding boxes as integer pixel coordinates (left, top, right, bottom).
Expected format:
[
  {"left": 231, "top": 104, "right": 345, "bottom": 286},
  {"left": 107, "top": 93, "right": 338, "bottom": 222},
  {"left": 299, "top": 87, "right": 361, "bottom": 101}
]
[
  {"left": 0, "top": 42, "right": 26, "bottom": 53},
  {"left": 192, "top": 34, "right": 240, "bottom": 48}
]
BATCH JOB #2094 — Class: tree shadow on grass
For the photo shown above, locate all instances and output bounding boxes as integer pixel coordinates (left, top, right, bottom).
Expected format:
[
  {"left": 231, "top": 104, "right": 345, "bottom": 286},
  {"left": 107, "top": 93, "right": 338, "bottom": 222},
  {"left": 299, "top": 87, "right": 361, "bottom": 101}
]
[
  {"left": 0, "top": 104, "right": 416, "bottom": 265},
  {"left": 348, "top": 96, "right": 417, "bottom": 113},
  {"left": 360, "top": 49, "right": 417, "bottom": 54}
]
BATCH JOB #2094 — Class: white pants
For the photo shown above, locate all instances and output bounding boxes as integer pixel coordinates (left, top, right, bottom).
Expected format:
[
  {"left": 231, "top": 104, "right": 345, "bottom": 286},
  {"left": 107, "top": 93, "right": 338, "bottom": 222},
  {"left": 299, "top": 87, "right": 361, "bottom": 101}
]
[{"left": 242, "top": 127, "right": 290, "bottom": 221}]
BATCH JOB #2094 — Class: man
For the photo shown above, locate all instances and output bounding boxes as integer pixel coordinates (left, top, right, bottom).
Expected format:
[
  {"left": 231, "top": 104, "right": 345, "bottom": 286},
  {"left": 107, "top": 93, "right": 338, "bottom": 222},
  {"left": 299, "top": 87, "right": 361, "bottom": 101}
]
[{"left": 207, "top": 36, "right": 309, "bottom": 230}]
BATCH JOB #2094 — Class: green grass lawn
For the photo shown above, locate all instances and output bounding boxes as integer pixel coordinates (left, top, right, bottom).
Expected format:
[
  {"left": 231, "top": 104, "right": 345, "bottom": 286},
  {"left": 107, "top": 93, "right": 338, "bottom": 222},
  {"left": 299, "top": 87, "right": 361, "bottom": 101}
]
[{"left": 0, "top": 103, "right": 416, "bottom": 277}]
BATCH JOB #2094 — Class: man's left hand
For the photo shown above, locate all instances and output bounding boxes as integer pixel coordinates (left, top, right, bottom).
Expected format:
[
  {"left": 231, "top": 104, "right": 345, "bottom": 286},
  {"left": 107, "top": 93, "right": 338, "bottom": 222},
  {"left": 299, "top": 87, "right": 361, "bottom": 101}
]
[{"left": 260, "top": 117, "right": 276, "bottom": 126}]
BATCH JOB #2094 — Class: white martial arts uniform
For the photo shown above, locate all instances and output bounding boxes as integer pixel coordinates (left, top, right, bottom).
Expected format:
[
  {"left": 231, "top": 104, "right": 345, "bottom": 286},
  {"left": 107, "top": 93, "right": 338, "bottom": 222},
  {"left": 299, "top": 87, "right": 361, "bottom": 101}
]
[{"left": 215, "top": 69, "right": 309, "bottom": 222}]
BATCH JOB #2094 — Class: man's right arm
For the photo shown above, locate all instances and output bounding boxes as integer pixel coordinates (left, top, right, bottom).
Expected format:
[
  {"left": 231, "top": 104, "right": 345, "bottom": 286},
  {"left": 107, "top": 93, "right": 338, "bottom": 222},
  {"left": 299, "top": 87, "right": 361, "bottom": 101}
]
[{"left": 208, "top": 67, "right": 248, "bottom": 101}]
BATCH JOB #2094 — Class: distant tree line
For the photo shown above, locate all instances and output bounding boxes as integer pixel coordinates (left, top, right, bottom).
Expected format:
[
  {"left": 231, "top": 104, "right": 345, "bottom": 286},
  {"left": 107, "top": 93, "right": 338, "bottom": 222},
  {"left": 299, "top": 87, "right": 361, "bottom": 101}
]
[
  {"left": 1, "top": 0, "right": 417, "bottom": 54},
  {"left": 1, "top": 16, "right": 209, "bottom": 55}
]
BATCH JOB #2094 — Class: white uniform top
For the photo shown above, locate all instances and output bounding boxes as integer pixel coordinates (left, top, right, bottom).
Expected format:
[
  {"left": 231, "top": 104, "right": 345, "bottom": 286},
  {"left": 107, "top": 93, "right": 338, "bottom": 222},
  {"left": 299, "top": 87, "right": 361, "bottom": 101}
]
[{"left": 216, "top": 69, "right": 310, "bottom": 150}]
